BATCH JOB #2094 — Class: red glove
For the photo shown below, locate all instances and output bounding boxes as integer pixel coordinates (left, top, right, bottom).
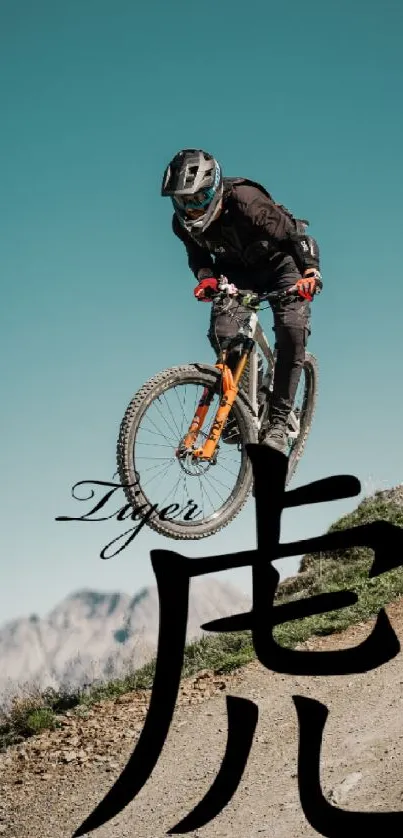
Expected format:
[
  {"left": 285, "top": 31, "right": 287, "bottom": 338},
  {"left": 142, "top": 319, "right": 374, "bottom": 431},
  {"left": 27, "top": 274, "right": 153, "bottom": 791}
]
[
  {"left": 194, "top": 277, "right": 218, "bottom": 302},
  {"left": 295, "top": 269, "right": 322, "bottom": 302}
]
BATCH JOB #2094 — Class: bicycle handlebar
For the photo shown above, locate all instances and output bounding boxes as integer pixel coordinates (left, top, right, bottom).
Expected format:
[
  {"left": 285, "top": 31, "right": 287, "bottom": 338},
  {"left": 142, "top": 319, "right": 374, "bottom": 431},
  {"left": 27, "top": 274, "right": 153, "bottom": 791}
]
[
  {"left": 215, "top": 277, "right": 301, "bottom": 306},
  {"left": 256, "top": 285, "right": 300, "bottom": 302}
]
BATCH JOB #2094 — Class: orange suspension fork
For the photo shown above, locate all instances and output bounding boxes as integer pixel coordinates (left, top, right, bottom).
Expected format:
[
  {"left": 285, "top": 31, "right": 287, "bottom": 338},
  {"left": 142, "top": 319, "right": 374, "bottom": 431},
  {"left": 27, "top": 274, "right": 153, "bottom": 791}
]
[
  {"left": 192, "top": 352, "right": 249, "bottom": 460},
  {"left": 182, "top": 386, "right": 214, "bottom": 450}
]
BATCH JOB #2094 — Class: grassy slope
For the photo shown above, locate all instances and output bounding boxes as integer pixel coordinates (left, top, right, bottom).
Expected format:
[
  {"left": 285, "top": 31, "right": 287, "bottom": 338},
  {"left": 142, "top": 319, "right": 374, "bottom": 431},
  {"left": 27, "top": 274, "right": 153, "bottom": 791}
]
[{"left": 1, "top": 489, "right": 402, "bottom": 750}]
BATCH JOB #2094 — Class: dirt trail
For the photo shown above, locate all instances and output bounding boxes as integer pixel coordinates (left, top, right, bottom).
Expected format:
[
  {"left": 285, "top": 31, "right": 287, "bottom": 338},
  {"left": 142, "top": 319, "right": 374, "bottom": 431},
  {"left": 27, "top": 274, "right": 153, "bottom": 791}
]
[{"left": 1, "top": 598, "right": 403, "bottom": 838}]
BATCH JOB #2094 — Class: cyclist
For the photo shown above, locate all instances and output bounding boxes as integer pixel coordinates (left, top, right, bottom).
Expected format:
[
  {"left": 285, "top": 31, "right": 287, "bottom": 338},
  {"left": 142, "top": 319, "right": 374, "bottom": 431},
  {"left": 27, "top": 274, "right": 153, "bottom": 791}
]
[{"left": 161, "top": 148, "right": 322, "bottom": 454}]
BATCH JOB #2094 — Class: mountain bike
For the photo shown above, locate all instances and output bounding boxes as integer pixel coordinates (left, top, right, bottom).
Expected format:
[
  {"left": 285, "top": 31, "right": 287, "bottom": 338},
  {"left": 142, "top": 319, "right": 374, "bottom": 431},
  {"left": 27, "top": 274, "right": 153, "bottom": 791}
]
[{"left": 116, "top": 277, "right": 318, "bottom": 540}]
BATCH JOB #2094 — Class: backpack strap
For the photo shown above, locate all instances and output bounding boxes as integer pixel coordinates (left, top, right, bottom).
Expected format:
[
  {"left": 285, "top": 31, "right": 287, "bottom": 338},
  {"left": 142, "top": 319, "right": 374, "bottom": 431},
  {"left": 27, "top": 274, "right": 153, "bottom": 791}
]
[{"left": 224, "top": 177, "right": 309, "bottom": 233}]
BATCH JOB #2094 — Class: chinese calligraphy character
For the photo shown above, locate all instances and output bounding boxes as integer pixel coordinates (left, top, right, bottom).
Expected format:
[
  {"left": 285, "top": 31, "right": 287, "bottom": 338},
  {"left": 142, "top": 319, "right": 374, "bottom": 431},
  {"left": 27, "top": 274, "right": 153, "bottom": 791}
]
[{"left": 72, "top": 444, "right": 403, "bottom": 837}]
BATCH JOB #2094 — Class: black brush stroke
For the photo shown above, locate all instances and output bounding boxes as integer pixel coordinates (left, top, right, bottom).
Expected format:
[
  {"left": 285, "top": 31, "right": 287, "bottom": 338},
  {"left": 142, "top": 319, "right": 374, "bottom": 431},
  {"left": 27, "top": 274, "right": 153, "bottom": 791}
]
[
  {"left": 251, "top": 559, "right": 400, "bottom": 676},
  {"left": 201, "top": 590, "right": 358, "bottom": 632},
  {"left": 294, "top": 695, "right": 403, "bottom": 835},
  {"left": 73, "top": 552, "right": 191, "bottom": 836},
  {"left": 167, "top": 696, "right": 258, "bottom": 833}
]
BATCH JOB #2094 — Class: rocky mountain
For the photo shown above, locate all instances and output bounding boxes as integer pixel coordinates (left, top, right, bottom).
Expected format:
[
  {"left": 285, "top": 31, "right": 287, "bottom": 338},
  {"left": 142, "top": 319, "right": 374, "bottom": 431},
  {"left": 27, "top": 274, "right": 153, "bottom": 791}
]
[{"left": 0, "top": 578, "right": 251, "bottom": 698}]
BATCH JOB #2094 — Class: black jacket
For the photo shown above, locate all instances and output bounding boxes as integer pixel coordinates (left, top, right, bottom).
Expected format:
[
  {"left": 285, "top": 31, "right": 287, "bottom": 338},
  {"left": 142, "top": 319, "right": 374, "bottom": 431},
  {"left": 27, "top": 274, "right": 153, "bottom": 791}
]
[{"left": 172, "top": 177, "right": 320, "bottom": 287}]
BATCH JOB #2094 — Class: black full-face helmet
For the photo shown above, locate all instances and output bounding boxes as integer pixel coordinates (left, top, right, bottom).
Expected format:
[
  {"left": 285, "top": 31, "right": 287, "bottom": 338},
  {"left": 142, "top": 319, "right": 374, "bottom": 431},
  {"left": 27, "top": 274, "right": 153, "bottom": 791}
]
[{"left": 161, "top": 148, "right": 223, "bottom": 233}]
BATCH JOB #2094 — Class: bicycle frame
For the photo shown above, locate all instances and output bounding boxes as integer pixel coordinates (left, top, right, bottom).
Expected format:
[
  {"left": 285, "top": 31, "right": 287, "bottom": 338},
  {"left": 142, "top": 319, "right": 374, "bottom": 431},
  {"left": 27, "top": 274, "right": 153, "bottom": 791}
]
[{"left": 179, "top": 287, "right": 276, "bottom": 462}]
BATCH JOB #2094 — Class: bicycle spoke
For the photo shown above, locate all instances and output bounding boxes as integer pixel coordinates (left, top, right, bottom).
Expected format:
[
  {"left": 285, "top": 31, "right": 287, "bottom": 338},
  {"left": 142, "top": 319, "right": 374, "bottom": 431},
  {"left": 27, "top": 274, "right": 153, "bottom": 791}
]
[
  {"left": 139, "top": 459, "right": 175, "bottom": 476},
  {"left": 160, "top": 391, "right": 183, "bottom": 439},
  {"left": 214, "top": 458, "right": 240, "bottom": 479},
  {"left": 203, "top": 472, "right": 227, "bottom": 504},
  {"left": 157, "top": 472, "right": 184, "bottom": 511},
  {"left": 205, "top": 470, "right": 233, "bottom": 494},
  {"left": 151, "top": 398, "right": 180, "bottom": 443},
  {"left": 175, "top": 386, "right": 200, "bottom": 439},
  {"left": 181, "top": 473, "right": 186, "bottom": 512},
  {"left": 197, "top": 473, "right": 216, "bottom": 513},
  {"left": 135, "top": 455, "right": 175, "bottom": 461},
  {"left": 141, "top": 459, "right": 175, "bottom": 488},
  {"left": 174, "top": 384, "right": 190, "bottom": 437},
  {"left": 140, "top": 417, "right": 177, "bottom": 447},
  {"left": 197, "top": 474, "right": 209, "bottom": 518},
  {"left": 135, "top": 441, "right": 175, "bottom": 449}
]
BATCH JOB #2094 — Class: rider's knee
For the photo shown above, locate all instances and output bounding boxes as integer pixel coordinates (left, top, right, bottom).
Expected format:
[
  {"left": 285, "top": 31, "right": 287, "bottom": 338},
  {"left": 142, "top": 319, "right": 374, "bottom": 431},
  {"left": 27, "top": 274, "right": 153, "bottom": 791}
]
[{"left": 274, "top": 324, "right": 308, "bottom": 360}]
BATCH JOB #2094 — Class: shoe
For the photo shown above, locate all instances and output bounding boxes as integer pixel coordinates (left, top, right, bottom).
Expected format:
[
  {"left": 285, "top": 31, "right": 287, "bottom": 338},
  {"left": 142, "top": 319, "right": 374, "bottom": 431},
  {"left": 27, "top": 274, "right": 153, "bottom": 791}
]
[{"left": 262, "top": 421, "right": 289, "bottom": 455}]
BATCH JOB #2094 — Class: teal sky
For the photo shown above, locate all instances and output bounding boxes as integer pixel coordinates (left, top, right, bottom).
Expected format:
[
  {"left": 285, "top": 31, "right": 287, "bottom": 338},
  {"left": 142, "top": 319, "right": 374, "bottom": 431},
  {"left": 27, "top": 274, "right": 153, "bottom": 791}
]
[{"left": 1, "top": 0, "right": 403, "bottom": 624}]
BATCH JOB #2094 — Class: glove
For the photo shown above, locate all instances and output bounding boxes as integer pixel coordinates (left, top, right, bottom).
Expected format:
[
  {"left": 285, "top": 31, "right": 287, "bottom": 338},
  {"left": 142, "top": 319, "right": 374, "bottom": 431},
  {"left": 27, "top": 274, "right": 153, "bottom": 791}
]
[
  {"left": 295, "top": 269, "right": 323, "bottom": 302},
  {"left": 194, "top": 277, "right": 218, "bottom": 302}
]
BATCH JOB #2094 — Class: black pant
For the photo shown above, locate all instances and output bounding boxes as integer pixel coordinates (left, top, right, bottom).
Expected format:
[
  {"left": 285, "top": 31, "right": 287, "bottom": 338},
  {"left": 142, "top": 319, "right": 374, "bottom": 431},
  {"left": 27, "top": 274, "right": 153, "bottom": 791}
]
[{"left": 207, "top": 269, "right": 311, "bottom": 425}]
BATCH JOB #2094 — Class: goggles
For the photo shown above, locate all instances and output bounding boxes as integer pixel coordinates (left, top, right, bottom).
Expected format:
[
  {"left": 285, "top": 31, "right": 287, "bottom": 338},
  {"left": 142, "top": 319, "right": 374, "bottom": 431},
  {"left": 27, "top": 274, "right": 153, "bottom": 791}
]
[{"left": 173, "top": 185, "right": 216, "bottom": 215}]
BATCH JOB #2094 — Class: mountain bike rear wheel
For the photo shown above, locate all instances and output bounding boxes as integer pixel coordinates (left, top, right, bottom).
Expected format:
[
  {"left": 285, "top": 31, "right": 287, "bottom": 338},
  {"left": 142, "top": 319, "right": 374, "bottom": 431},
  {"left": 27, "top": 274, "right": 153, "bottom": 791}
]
[
  {"left": 286, "top": 352, "right": 318, "bottom": 483},
  {"left": 116, "top": 363, "right": 257, "bottom": 540}
]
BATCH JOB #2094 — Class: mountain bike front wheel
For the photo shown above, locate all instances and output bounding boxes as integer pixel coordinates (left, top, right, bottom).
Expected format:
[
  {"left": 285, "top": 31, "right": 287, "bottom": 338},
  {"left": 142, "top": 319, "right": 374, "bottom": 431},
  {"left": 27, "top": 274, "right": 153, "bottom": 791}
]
[{"left": 116, "top": 363, "right": 257, "bottom": 540}]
